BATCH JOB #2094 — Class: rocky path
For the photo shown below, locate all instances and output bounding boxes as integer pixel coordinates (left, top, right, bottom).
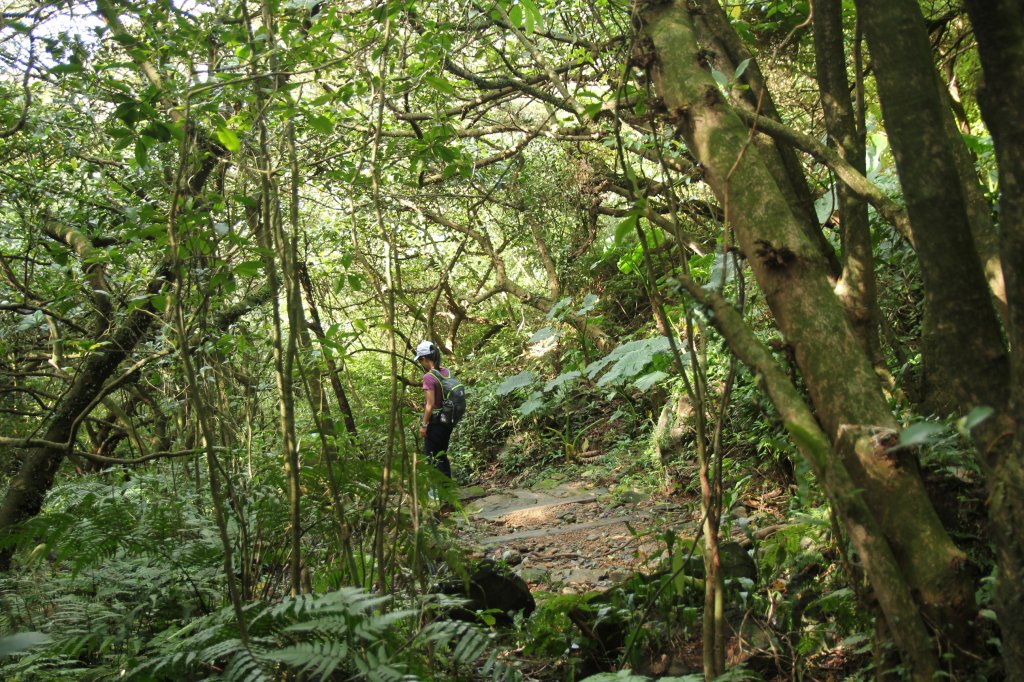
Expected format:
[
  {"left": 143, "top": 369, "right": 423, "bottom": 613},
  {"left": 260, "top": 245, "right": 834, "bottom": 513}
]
[{"left": 453, "top": 480, "right": 694, "bottom": 593}]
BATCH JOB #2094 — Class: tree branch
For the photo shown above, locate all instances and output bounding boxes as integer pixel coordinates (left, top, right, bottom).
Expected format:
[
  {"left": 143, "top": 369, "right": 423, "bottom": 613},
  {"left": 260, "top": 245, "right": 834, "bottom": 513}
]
[{"left": 733, "top": 108, "right": 914, "bottom": 245}]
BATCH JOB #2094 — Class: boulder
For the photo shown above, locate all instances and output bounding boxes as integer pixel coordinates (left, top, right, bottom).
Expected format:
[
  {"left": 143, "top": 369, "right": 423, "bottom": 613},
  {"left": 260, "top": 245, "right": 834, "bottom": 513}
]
[{"left": 432, "top": 559, "right": 535, "bottom": 626}]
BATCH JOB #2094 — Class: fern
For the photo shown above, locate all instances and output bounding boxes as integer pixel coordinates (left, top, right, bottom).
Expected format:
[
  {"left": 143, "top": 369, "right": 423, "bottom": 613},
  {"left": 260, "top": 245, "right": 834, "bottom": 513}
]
[
  {"left": 420, "top": 620, "right": 522, "bottom": 682},
  {"left": 262, "top": 641, "right": 348, "bottom": 678}
]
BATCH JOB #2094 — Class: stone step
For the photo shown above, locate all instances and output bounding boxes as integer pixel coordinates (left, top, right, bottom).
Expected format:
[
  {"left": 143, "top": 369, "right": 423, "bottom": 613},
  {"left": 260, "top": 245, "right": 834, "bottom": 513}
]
[
  {"left": 470, "top": 493, "right": 600, "bottom": 520},
  {"left": 478, "top": 515, "right": 637, "bottom": 545}
]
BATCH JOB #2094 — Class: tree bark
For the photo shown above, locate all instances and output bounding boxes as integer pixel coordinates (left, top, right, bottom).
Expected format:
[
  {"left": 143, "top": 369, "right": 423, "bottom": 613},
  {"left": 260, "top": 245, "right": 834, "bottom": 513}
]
[
  {"left": 812, "top": 0, "right": 879, "bottom": 360},
  {"left": 672, "top": 274, "right": 939, "bottom": 680},
  {"left": 855, "top": 0, "right": 1009, "bottom": 415},
  {"left": 637, "top": 2, "right": 974, "bottom": 668},
  {"left": 0, "top": 262, "right": 172, "bottom": 569},
  {"left": 693, "top": 0, "right": 842, "bottom": 278},
  {"left": 298, "top": 263, "right": 358, "bottom": 435},
  {"left": 959, "top": 2, "right": 1024, "bottom": 676}
]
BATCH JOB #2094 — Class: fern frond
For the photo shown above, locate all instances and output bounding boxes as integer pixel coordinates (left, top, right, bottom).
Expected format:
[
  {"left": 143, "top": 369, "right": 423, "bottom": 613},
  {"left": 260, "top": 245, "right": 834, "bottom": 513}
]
[
  {"left": 223, "top": 645, "right": 272, "bottom": 682},
  {"left": 261, "top": 640, "right": 349, "bottom": 678}
]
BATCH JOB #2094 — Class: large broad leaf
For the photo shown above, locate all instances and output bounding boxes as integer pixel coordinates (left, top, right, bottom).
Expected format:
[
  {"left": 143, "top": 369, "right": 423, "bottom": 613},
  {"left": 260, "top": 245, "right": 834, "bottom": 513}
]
[
  {"left": 518, "top": 391, "right": 546, "bottom": 416},
  {"left": 215, "top": 126, "right": 241, "bottom": 153},
  {"left": 632, "top": 370, "right": 669, "bottom": 392},
  {"left": 958, "top": 405, "right": 994, "bottom": 435},
  {"left": 545, "top": 297, "right": 572, "bottom": 320},
  {"left": 897, "top": 422, "right": 945, "bottom": 448},
  {"left": 575, "top": 294, "right": 599, "bottom": 316},
  {"left": 544, "top": 370, "right": 580, "bottom": 393},
  {"left": 496, "top": 370, "right": 535, "bottom": 395},
  {"left": 585, "top": 336, "right": 672, "bottom": 384},
  {"left": 0, "top": 632, "right": 51, "bottom": 656},
  {"left": 528, "top": 326, "right": 558, "bottom": 344}
]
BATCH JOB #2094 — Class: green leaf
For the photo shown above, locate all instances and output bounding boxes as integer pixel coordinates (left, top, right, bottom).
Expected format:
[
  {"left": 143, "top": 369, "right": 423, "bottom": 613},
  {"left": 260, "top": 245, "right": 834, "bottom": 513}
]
[
  {"left": 141, "top": 121, "right": 171, "bottom": 142},
  {"left": 216, "top": 127, "right": 241, "bottom": 153},
  {"left": 520, "top": 0, "right": 542, "bottom": 32},
  {"left": 527, "top": 326, "right": 558, "bottom": 344},
  {"left": 496, "top": 370, "right": 535, "bottom": 395},
  {"left": 585, "top": 336, "right": 672, "bottom": 384},
  {"left": 307, "top": 114, "right": 334, "bottom": 135},
  {"left": 49, "top": 61, "right": 83, "bottom": 75},
  {"left": 898, "top": 422, "right": 945, "bottom": 448},
  {"left": 710, "top": 68, "right": 729, "bottom": 90},
  {"left": 424, "top": 74, "right": 456, "bottom": 95},
  {"left": 614, "top": 214, "right": 638, "bottom": 246},
  {"left": 134, "top": 139, "right": 148, "bottom": 167},
  {"left": 544, "top": 371, "right": 580, "bottom": 393},
  {"left": 16, "top": 310, "right": 44, "bottom": 332},
  {"left": 633, "top": 370, "right": 669, "bottom": 392},
  {"left": 575, "top": 293, "right": 600, "bottom": 315},
  {"left": 508, "top": 4, "right": 524, "bottom": 28},
  {"left": 0, "top": 632, "right": 51, "bottom": 656},
  {"left": 733, "top": 58, "right": 751, "bottom": 81},
  {"left": 234, "top": 260, "right": 263, "bottom": 277},
  {"left": 959, "top": 406, "right": 994, "bottom": 433},
  {"left": 518, "top": 391, "right": 546, "bottom": 416},
  {"left": 150, "top": 294, "right": 167, "bottom": 312}
]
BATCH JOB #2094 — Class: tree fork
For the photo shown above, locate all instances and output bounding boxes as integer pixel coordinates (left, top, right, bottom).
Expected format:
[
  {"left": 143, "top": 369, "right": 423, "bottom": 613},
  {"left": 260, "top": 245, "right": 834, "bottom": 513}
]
[{"left": 0, "top": 261, "right": 173, "bottom": 570}]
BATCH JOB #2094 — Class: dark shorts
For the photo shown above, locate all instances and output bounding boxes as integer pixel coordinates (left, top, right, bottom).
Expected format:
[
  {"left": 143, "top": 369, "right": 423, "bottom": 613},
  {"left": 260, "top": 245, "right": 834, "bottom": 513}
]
[{"left": 424, "top": 422, "right": 454, "bottom": 478}]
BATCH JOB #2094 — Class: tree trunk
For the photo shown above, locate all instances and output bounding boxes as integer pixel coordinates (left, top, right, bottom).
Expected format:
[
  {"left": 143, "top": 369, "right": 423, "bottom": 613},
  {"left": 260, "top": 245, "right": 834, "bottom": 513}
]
[
  {"left": 812, "top": 0, "right": 879, "bottom": 361},
  {"left": 0, "top": 262, "right": 172, "bottom": 569},
  {"left": 694, "top": 0, "right": 842, "bottom": 278},
  {"left": 637, "top": 1, "right": 974, "bottom": 667},
  {"left": 298, "top": 264, "right": 358, "bottom": 435},
  {"left": 855, "top": 0, "right": 1009, "bottom": 415},
  {"left": 959, "top": 2, "right": 1024, "bottom": 675}
]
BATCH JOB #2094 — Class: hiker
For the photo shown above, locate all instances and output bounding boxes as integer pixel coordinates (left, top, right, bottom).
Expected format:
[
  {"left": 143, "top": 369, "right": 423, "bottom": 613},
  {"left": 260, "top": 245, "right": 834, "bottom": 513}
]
[{"left": 414, "top": 340, "right": 454, "bottom": 479}]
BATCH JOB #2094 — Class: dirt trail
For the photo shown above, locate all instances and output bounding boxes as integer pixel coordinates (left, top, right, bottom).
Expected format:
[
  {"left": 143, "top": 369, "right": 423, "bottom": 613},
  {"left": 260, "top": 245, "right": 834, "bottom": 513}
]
[{"left": 454, "top": 481, "right": 694, "bottom": 592}]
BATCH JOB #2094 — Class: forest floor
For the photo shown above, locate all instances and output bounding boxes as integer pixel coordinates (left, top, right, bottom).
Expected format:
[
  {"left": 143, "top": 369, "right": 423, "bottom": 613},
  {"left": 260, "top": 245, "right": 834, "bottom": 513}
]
[
  {"left": 451, "top": 479, "right": 688, "bottom": 593},
  {"left": 438, "top": 473, "right": 858, "bottom": 680}
]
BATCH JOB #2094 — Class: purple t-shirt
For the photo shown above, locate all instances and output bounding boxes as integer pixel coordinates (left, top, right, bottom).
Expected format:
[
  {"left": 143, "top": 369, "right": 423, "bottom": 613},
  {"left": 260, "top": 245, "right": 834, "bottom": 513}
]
[{"left": 422, "top": 368, "right": 450, "bottom": 408}]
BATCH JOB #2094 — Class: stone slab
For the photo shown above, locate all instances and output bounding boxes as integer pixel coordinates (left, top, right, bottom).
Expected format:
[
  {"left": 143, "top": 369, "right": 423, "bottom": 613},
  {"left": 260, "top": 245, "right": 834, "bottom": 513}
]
[
  {"left": 478, "top": 515, "right": 637, "bottom": 545},
  {"left": 473, "top": 494, "right": 600, "bottom": 520},
  {"left": 465, "top": 482, "right": 606, "bottom": 519}
]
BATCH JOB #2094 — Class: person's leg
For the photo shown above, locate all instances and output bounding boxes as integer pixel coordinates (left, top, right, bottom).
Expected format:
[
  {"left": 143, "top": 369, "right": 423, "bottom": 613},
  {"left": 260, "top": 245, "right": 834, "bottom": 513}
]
[{"left": 424, "top": 424, "right": 453, "bottom": 478}]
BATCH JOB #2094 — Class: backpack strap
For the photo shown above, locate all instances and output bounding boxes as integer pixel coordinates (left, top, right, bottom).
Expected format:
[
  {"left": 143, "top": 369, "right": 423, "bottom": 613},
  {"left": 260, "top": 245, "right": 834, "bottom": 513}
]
[{"left": 427, "top": 369, "right": 447, "bottom": 401}]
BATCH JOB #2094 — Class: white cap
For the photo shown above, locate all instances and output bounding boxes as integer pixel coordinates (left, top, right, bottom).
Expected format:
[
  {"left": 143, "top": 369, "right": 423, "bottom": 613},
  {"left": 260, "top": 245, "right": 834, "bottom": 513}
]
[{"left": 413, "top": 340, "right": 435, "bottom": 361}]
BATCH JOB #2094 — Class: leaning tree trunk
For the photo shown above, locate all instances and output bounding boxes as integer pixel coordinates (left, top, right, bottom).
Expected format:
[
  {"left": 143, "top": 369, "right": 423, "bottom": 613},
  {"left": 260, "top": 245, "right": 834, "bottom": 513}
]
[
  {"left": 0, "top": 263, "right": 172, "bottom": 569},
  {"left": 636, "top": 1, "right": 974, "bottom": 671},
  {"left": 0, "top": 0, "right": 227, "bottom": 574},
  {"left": 693, "top": 0, "right": 842, "bottom": 279}
]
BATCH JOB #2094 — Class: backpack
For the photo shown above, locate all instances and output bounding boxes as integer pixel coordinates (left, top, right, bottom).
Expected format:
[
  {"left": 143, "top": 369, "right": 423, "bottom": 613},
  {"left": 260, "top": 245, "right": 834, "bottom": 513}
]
[{"left": 428, "top": 369, "right": 466, "bottom": 426}]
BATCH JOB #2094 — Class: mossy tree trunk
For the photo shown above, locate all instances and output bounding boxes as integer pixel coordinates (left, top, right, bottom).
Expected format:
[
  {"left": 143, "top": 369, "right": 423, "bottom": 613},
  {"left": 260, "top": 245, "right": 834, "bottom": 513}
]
[
  {"left": 637, "top": 1, "right": 978, "bottom": 673},
  {"left": 855, "top": 0, "right": 1009, "bottom": 415},
  {"left": 812, "top": 0, "right": 879, "bottom": 361},
  {"left": 960, "top": 1, "right": 1024, "bottom": 676}
]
